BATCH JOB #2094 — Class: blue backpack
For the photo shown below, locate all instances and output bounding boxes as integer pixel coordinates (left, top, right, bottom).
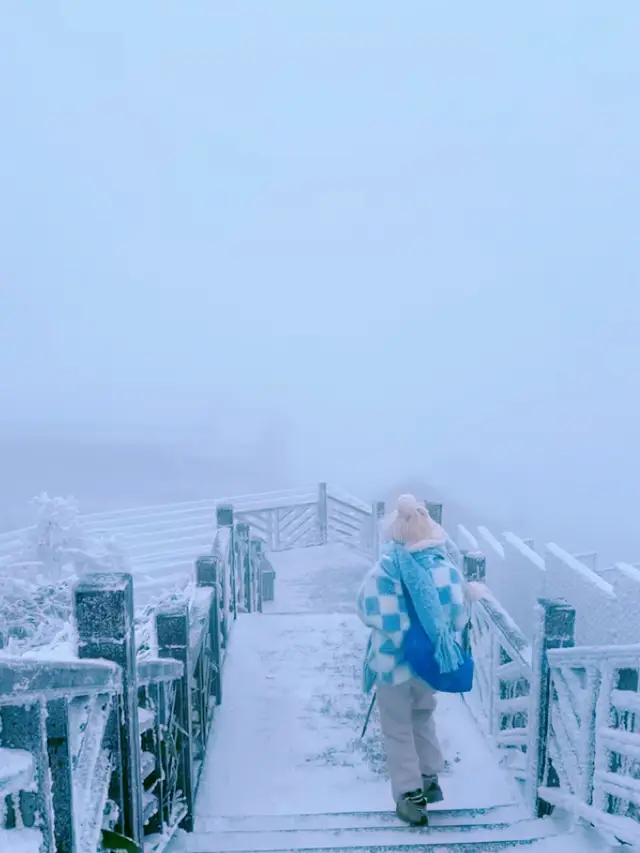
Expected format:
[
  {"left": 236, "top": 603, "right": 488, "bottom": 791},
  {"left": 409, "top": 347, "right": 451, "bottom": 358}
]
[{"left": 401, "top": 582, "right": 474, "bottom": 693}]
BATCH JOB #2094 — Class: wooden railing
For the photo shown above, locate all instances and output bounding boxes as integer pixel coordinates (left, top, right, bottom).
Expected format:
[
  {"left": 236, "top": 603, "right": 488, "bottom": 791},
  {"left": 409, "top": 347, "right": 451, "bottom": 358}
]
[{"left": 0, "top": 503, "right": 272, "bottom": 853}]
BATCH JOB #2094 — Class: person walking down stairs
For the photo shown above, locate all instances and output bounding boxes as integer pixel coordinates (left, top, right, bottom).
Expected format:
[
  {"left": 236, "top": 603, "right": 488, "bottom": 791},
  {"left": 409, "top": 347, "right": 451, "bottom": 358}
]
[{"left": 356, "top": 494, "right": 486, "bottom": 827}]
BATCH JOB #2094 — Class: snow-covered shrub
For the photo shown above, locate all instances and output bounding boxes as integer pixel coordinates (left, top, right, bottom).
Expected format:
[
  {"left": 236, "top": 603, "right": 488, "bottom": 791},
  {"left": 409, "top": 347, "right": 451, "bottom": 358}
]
[{"left": 0, "top": 493, "right": 131, "bottom": 656}]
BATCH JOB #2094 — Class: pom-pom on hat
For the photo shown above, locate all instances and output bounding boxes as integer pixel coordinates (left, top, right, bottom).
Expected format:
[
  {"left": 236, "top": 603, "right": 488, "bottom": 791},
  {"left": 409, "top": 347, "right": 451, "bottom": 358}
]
[
  {"left": 383, "top": 493, "right": 437, "bottom": 546},
  {"left": 397, "top": 494, "right": 420, "bottom": 519}
]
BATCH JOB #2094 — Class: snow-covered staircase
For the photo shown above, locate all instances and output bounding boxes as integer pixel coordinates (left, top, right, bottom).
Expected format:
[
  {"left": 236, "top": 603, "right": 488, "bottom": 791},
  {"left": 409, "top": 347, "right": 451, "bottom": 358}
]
[{"left": 184, "top": 805, "right": 561, "bottom": 852}]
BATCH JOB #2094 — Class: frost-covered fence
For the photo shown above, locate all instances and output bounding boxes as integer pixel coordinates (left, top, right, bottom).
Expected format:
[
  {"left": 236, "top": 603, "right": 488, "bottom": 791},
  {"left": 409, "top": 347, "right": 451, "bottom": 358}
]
[
  {"left": 463, "top": 523, "right": 640, "bottom": 648},
  {"left": 539, "top": 643, "right": 640, "bottom": 847},
  {"left": 460, "top": 552, "right": 579, "bottom": 820},
  {"left": 0, "top": 504, "right": 267, "bottom": 853},
  {"left": 462, "top": 553, "right": 535, "bottom": 789},
  {"left": 325, "top": 487, "right": 376, "bottom": 555},
  {"left": 0, "top": 657, "right": 123, "bottom": 853},
  {"left": 462, "top": 540, "right": 640, "bottom": 845},
  {"left": 474, "top": 528, "right": 546, "bottom": 643},
  {"left": 0, "top": 485, "right": 385, "bottom": 599},
  {"left": 542, "top": 545, "right": 629, "bottom": 646},
  {"left": 233, "top": 482, "right": 379, "bottom": 555}
]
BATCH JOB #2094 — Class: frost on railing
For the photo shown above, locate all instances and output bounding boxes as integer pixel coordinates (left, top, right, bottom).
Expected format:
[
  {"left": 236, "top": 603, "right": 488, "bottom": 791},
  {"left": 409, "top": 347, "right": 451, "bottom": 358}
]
[
  {"left": 326, "top": 487, "right": 375, "bottom": 556},
  {"left": 461, "top": 552, "right": 584, "bottom": 821},
  {"left": 228, "top": 482, "right": 382, "bottom": 556},
  {"left": 232, "top": 485, "right": 320, "bottom": 551},
  {"left": 0, "top": 657, "right": 121, "bottom": 853},
  {"left": 464, "top": 564, "right": 534, "bottom": 787},
  {"left": 540, "top": 644, "right": 640, "bottom": 847},
  {"left": 0, "top": 501, "right": 267, "bottom": 853}
]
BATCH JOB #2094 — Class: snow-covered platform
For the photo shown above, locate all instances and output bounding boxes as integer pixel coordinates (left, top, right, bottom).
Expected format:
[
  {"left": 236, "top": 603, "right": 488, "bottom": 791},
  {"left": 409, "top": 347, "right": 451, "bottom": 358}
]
[{"left": 177, "top": 545, "right": 567, "bottom": 852}]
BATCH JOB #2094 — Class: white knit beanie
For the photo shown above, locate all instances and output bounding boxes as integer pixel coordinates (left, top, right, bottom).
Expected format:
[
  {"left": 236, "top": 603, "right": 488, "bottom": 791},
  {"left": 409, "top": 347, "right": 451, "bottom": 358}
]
[{"left": 384, "top": 493, "right": 434, "bottom": 545}]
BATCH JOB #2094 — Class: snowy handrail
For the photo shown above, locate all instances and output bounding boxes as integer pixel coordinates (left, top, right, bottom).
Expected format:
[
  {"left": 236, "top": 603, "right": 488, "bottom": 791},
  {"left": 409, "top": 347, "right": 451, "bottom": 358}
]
[
  {"left": 325, "top": 490, "right": 375, "bottom": 555},
  {"left": 0, "top": 657, "right": 121, "bottom": 701},
  {"left": 137, "top": 656, "right": 184, "bottom": 686},
  {"left": 477, "top": 593, "right": 530, "bottom": 670},
  {"left": 0, "top": 501, "right": 267, "bottom": 853},
  {"left": 0, "top": 655, "right": 123, "bottom": 853},
  {"left": 540, "top": 643, "right": 640, "bottom": 847},
  {"left": 464, "top": 555, "right": 534, "bottom": 783},
  {"left": 224, "top": 482, "right": 380, "bottom": 554},
  {"left": 461, "top": 553, "right": 581, "bottom": 820}
]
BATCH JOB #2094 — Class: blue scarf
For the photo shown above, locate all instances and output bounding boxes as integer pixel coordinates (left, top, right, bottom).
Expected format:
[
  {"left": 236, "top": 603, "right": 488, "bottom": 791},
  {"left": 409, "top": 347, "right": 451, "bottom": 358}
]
[{"left": 390, "top": 542, "right": 463, "bottom": 674}]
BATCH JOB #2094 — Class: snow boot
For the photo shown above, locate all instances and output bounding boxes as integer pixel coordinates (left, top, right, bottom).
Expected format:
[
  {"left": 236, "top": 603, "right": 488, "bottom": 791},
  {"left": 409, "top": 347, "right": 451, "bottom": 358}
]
[
  {"left": 396, "top": 789, "right": 429, "bottom": 826},
  {"left": 422, "top": 775, "right": 444, "bottom": 804}
]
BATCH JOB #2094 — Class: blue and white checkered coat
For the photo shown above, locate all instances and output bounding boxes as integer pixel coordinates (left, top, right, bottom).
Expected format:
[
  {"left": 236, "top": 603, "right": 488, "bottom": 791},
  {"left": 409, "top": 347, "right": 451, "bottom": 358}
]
[{"left": 356, "top": 536, "right": 469, "bottom": 693}]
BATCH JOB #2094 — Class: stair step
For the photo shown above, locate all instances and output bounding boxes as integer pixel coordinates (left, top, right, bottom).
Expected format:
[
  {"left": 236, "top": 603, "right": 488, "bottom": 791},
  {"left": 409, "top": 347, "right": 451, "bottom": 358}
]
[
  {"left": 197, "top": 804, "right": 527, "bottom": 834},
  {"left": 185, "top": 815, "right": 561, "bottom": 852},
  {"left": 0, "top": 747, "right": 35, "bottom": 796}
]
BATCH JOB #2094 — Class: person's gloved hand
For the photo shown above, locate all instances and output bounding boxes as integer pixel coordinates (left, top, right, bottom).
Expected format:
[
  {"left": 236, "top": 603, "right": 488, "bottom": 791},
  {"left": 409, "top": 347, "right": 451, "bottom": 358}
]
[{"left": 464, "top": 581, "right": 488, "bottom": 602}]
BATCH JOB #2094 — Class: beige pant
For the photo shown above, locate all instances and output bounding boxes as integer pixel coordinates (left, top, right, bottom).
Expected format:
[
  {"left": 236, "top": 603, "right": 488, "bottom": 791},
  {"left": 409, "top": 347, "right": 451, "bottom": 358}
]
[{"left": 377, "top": 678, "right": 446, "bottom": 802}]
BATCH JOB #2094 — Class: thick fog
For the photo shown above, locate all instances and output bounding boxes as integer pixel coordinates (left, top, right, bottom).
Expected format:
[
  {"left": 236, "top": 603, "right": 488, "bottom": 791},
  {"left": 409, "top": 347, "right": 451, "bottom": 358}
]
[{"left": 1, "top": 2, "right": 639, "bottom": 561}]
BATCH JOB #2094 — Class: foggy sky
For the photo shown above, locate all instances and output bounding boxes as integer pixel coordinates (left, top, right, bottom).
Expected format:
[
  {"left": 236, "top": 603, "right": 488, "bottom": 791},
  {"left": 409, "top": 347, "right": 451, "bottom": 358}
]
[{"left": 1, "top": 2, "right": 639, "bottom": 558}]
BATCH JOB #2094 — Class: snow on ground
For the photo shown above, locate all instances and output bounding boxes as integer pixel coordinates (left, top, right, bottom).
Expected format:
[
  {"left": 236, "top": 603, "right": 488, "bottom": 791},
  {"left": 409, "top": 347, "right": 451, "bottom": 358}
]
[
  {"left": 196, "top": 543, "right": 516, "bottom": 819},
  {"left": 262, "top": 543, "right": 371, "bottom": 615},
  {"left": 526, "top": 826, "right": 614, "bottom": 853},
  {"left": 166, "top": 541, "right": 615, "bottom": 852},
  {"left": 196, "top": 611, "right": 516, "bottom": 818}
]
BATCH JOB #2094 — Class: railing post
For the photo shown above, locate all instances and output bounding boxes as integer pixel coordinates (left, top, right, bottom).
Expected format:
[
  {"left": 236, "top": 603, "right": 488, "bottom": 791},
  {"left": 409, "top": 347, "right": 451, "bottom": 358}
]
[
  {"left": 196, "top": 555, "right": 223, "bottom": 705},
  {"left": 74, "top": 573, "right": 144, "bottom": 847},
  {"left": 251, "top": 537, "right": 264, "bottom": 613},
  {"left": 261, "top": 556, "right": 276, "bottom": 603},
  {"left": 461, "top": 553, "right": 486, "bottom": 659},
  {"left": 156, "top": 602, "right": 195, "bottom": 831},
  {"left": 216, "top": 504, "right": 234, "bottom": 528},
  {"left": 235, "top": 522, "right": 251, "bottom": 613},
  {"left": 526, "top": 598, "right": 576, "bottom": 818},
  {"left": 425, "top": 501, "right": 443, "bottom": 525},
  {"left": 145, "top": 678, "right": 168, "bottom": 833},
  {"left": 372, "top": 500, "right": 385, "bottom": 560},
  {"left": 216, "top": 504, "right": 236, "bottom": 632},
  {"left": 462, "top": 552, "right": 486, "bottom": 582},
  {"left": 45, "top": 698, "right": 76, "bottom": 853},
  {"left": 318, "top": 482, "right": 328, "bottom": 545}
]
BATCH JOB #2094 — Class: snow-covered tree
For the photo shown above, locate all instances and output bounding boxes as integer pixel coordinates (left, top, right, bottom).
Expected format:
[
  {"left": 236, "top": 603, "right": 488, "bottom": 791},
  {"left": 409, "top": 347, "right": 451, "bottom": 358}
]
[{"left": 0, "top": 493, "right": 130, "bottom": 655}]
